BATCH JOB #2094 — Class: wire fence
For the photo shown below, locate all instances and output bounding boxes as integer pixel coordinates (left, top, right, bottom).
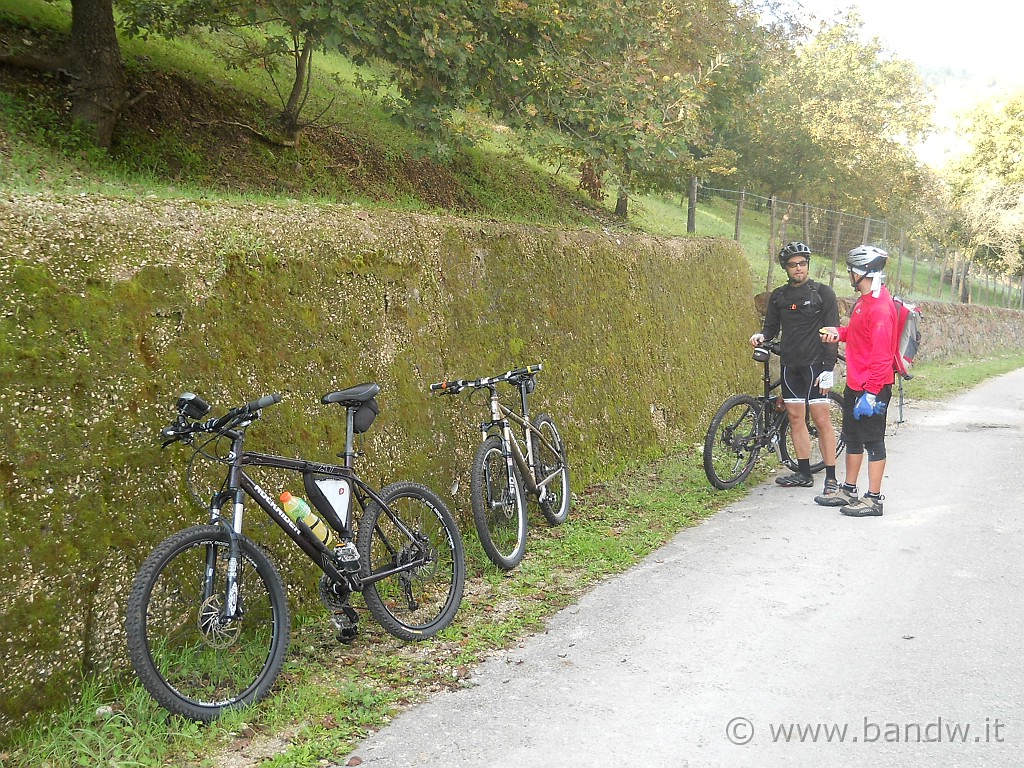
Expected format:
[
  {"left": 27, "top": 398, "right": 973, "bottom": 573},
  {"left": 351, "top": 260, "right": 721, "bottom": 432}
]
[{"left": 696, "top": 185, "right": 1024, "bottom": 310}]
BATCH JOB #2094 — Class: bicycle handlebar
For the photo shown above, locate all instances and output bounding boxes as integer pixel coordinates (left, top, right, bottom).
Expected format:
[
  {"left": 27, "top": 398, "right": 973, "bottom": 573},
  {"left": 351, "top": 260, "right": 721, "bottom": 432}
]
[
  {"left": 161, "top": 392, "right": 282, "bottom": 444},
  {"left": 755, "top": 343, "right": 845, "bottom": 364},
  {"left": 429, "top": 364, "right": 543, "bottom": 394}
]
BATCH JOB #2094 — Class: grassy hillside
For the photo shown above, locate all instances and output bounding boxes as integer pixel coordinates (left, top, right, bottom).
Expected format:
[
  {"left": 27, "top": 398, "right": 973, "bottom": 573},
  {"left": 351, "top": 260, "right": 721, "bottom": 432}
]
[{"left": 0, "top": 0, "right": 647, "bottom": 231}]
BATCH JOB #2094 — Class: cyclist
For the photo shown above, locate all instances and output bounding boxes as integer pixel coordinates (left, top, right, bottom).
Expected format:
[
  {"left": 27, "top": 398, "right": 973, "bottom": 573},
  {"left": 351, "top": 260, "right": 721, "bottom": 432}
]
[
  {"left": 750, "top": 241, "right": 841, "bottom": 494},
  {"left": 818, "top": 245, "right": 897, "bottom": 517}
]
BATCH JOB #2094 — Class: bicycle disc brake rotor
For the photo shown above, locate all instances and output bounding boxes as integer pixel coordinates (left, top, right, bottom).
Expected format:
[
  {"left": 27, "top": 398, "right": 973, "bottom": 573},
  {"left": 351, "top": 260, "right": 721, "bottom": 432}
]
[{"left": 197, "top": 594, "right": 242, "bottom": 649}]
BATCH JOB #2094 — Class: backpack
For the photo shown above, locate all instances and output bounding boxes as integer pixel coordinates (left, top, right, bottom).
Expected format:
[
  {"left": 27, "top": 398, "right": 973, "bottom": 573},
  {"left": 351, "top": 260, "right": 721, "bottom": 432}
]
[{"left": 892, "top": 295, "right": 922, "bottom": 380}]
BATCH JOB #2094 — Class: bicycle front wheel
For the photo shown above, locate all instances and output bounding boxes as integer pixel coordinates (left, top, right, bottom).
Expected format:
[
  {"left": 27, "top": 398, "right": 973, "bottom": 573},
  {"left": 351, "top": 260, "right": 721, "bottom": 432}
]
[
  {"left": 470, "top": 435, "right": 528, "bottom": 569},
  {"left": 703, "top": 394, "right": 764, "bottom": 490},
  {"left": 780, "top": 391, "right": 845, "bottom": 473},
  {"left": 357, "top": 482, "right": 465, "bottom": 640},
  {"left": 531, "top": 413, "right": 571, "bottom": 526},
  {"left": 124, "top": 525, "right": 290, "bottom": 722}
]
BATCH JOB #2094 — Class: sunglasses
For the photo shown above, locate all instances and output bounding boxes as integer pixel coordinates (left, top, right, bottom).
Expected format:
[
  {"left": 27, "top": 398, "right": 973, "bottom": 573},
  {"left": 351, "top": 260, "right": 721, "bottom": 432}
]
[{"left": 785, "top": 260, "right": 809, "bottom": 269}]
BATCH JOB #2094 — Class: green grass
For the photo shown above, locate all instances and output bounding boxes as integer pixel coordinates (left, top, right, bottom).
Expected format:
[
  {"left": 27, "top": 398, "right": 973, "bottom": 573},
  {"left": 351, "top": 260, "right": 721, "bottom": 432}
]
[{"left": 901, "top": 351, "right": 1024, "bottom": 401}]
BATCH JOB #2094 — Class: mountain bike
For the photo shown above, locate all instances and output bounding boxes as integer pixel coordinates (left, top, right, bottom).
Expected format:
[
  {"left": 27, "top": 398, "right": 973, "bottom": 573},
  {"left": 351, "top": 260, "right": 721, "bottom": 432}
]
[
  {"left": 125, "top": 385, "right": 466, "bottom": 722},
  {"left": 430, "top": 364, "right": 570, "bottom": 570},
  {"left": 703, "top": 343, "right": 845, "bottom": 490}
]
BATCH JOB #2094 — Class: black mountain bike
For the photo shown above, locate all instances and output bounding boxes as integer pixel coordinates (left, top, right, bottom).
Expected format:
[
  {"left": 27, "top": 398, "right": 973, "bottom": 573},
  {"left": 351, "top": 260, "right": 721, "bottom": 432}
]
[
  {"left": 430, "top": 365, "right": 570, "bottom": 570},
  {"left": 125, "top": 385, "right": 466, "bottom": 721},
  {"left": 703, "top": 343, "right": 845, "bottom": 490}
]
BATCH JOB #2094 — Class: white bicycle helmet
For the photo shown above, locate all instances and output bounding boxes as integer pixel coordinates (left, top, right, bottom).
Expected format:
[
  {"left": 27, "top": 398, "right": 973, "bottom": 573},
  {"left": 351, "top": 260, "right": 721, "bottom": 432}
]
[
  {"left": 846, "top": 245, "right": 888, "bottom": 296},
  {"left": 846, "top": 245, "right": 888, "bottom": 275}
]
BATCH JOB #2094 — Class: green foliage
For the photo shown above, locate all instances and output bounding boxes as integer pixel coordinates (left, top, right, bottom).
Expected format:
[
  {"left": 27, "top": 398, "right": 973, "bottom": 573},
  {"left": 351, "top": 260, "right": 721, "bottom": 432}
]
[
  {"left": 946, "top": 90, "right": 1024, "bottom": 275},
  {"left": 720, "top": 12, "right": 932, "bottom": 217}
]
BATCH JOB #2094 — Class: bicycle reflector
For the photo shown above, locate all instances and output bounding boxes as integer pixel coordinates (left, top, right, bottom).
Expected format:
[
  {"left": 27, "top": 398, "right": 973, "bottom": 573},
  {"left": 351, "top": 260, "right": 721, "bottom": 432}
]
[
  {"left": 176, "top": 392, "right": 211, "bottom": 419},
  {"left": 752, "top": 347, "right": 770, "bottom": 363}
]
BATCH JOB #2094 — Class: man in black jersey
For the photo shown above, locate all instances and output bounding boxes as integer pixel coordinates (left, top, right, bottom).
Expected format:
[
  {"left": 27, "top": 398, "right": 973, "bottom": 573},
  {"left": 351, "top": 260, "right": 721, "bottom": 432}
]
[{"left": 750, "top": 242, "right": 842, "bottom": 498}]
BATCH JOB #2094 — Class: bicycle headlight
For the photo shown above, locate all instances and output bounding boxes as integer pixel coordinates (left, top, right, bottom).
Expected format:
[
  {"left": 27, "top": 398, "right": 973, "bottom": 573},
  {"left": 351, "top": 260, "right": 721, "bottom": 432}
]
[{"left": 176, "top": 392, "right": 211, "bottom": 419}]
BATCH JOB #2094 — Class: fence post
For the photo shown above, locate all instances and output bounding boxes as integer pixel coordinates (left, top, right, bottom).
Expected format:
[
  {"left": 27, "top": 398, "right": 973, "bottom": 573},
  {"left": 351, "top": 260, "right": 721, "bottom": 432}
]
[
  {"left": 830, "top": 211, "right": 843, "bottom": 287},
  {"left": 802, "top": 202, "right": 811, "bottom": 247},
  {"left": 909, "top": 245, "right": 918, "bottom": 295},
  {"left": 734, "top": 188, "right": 745, "bottom": 242},
  {"left": 895, "top": 230, "right": 905, "bottom": 288},
  {"left": 687, "top": 176, "right": 698, "bottom": 234},
  {"left": 862, "top": 216, "right": 871, "bottom": 244},
  {"left": 937, "top": 249, "right": 949, "bottom": 300},
  {"left": 766, "top": 196, "right": 778, "bottom": 292}
]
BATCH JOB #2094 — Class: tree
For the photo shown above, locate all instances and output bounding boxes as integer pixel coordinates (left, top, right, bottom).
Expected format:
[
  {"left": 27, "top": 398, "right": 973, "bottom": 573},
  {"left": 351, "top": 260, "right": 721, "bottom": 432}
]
[
  {"left": 0, "top": 0, "right": 128, "bottom": 148},
  {"left": 119, "top": 0, "right": 350, "bottom": 141},
  {"left": 491, "top": 0, "right": 753, "bottom": 216},
  {"left": 721, "top": 13, "right": 932, "bottom": 217},
  {"left": 947, "top": 90, "right": 1024, "bottom": 281}
]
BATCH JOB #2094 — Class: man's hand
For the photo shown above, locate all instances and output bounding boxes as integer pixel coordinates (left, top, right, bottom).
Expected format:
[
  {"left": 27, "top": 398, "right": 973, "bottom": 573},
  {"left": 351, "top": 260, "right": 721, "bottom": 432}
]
[
  {"left": 819, "top": 327, "right": 840, "bottom": 343},
  {"left": 816, "top": 370, "right": 834, "bottom": 392},
  {"left": 749, "top": 332, "right": 766, "bottom": 347},
  {"left": 853, "top": 392, "right": 886, "bottom": 420}
]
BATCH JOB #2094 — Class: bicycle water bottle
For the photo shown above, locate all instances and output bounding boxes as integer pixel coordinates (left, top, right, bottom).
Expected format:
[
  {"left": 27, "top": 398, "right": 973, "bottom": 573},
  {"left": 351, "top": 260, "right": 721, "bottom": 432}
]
[{"left": 280, "top": 491, "right": 337, "bottom": 549}]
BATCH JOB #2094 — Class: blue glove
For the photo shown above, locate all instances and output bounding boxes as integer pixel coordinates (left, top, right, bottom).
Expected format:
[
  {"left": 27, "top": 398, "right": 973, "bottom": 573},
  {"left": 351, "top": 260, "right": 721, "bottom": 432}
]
[{"left": 853, "top": 392, "right": 886, "bottom": 420}]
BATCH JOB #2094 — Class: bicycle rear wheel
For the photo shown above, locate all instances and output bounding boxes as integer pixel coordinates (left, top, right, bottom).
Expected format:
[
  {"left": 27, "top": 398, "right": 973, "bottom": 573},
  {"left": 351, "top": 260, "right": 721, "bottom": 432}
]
[
  {"left": 470, "top": 435, "right": 528, "bottom": 569},
  {"left": 357, "top": 482, "right": 465, "bottom": 640},
  {"left": 125, "top": 525, "right": 289, "bottom": 722},
  {"left": 531, "top": 413, "right": 571, "bottom": 526},
  {"left": 703, "top": 394, "right": 764, "bottom": 490},
  {"left": 780, "top": 391, "right": 845, "bottom": 473}
]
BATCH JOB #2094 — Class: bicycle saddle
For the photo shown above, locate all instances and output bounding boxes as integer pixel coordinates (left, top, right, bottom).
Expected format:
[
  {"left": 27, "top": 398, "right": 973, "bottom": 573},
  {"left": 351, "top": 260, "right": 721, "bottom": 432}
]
[{"left": 322, "top": 382, "right": 380, "bottom": 406}]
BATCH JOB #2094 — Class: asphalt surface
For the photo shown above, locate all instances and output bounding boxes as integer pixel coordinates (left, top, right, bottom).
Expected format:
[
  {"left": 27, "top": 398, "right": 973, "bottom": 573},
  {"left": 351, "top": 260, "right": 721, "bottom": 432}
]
[{"left": 344, "top": 369, "right": 1024, "bottom": 768}]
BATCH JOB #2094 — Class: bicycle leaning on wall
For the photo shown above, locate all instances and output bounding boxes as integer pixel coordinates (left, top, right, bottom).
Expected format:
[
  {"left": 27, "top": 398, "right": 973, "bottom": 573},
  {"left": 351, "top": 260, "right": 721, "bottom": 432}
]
[
  {"left": 703, "top": 343, "right": 845, "bottom": 490},
  {"left": 430, "top": 364, "right": 570, "bottom": 570},
  {"left": 125, "top": 385, "right": 466, "bottom": 721}
]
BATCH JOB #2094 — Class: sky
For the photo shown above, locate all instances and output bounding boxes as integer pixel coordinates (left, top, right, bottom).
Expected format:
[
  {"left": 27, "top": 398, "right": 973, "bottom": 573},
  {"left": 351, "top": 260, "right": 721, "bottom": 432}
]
[
  {"left": 791, "top": 0, "right": 1024, "bottom": 166},
  {"left": 794, "top": 0, "right": 1024, "bottom": 82}
]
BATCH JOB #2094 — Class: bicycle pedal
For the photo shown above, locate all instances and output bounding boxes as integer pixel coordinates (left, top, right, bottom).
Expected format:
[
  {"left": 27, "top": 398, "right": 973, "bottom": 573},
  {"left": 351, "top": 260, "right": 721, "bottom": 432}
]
[{"left": 330, "top": 606, "right": 359, "bottom": 644}]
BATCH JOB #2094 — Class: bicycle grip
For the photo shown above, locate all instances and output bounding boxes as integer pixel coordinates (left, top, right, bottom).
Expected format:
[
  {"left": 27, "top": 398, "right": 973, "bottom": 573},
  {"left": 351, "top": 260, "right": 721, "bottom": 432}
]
[{"left": 247, "top": 393, "right": 282, "bottom": 412}]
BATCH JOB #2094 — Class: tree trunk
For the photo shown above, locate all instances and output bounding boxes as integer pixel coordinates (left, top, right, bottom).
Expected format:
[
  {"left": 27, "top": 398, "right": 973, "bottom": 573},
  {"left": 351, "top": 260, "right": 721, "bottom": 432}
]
[
  {"left": 615, "top": 186, "right": 628, "bottom": 217},
  {"left": 282, "top": 37, "right": 314, "bottom": 139},
  {"left": 69, "top": 0, "right": 128, "bottom": 148}
]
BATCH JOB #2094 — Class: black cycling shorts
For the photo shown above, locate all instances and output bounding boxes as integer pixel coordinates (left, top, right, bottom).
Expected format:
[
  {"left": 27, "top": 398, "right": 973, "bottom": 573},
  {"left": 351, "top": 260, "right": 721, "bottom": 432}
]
[
  {"left": 781, "top": 364, "right": 831, "bottom": 405},
  {"left": 842, "top": 384, "right": 893, "bottom": 446}
]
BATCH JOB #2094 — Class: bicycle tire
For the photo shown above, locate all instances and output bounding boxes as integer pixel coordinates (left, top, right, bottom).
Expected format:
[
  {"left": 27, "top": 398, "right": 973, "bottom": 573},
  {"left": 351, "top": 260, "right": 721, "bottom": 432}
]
[
  {"left": 357, "top": 481, "right": 465, "bottom": 640},
  {"left": 125, "top": 525, "right": 290, "bottom": 722},
  {"left": 530, "top": 413, "right": 571, "bottom": 526},
  {"left": 703, "top": 394, "right": 763, "bottom": 490},
  {"left": 470, "top": 435, "right": 528, "bottom": 569},
  {"left": 780, "top": 391, "right": 845, "bottom": 473}
]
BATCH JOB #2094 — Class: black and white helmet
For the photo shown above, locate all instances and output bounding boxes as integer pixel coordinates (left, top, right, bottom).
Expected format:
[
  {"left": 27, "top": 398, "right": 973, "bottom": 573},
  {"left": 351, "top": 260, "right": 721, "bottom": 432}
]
[
  {"left": 778, "top": 241, "right": 811, "bottom": 266},
  {"left": 846, "top": 245, "right": 888, "bottom": 274}
]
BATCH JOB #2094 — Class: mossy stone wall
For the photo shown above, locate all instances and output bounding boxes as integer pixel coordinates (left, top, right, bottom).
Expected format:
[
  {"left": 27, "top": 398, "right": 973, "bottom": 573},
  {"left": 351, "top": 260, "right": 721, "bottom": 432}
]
[{"left": 0, "top": 195, "right": 759, "bottom": 728}]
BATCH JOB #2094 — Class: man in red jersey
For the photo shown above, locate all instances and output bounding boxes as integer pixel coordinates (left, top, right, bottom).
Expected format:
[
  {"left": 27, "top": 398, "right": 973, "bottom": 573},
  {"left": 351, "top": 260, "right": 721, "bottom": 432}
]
[{"left": 818, "top": 245, "right": 898, "bottom": 517}]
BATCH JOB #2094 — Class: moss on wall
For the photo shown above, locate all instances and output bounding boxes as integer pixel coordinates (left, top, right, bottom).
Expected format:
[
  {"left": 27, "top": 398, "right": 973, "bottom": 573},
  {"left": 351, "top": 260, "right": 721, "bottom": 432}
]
[{"left": 0, "top": 194, "right": 759, "bottom": 728}]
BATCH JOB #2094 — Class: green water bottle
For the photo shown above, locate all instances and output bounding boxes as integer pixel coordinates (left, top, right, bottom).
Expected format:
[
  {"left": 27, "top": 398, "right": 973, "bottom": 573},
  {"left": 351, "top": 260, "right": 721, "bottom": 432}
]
[{"left": 279, "top": 491, "right": 337, "bottom": 549}]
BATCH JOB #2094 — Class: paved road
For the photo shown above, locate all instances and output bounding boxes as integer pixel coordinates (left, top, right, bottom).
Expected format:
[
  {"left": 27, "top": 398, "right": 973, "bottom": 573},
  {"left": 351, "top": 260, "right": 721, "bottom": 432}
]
[{"left": 345, "top": 370, "right": 1024, "bottom": 768}]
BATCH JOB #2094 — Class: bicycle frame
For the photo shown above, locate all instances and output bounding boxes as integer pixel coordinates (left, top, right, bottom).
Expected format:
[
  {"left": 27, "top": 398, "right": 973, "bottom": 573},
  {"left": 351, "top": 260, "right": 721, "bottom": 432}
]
[
  {"left": 757, "top": 347, "right": 789, "bottom": 454},
  {"left": 480, "top": 382, "right": 562, "bottom": 500},
  {"left": 200, "top": 415, "right": 428, "bottom": 620}
]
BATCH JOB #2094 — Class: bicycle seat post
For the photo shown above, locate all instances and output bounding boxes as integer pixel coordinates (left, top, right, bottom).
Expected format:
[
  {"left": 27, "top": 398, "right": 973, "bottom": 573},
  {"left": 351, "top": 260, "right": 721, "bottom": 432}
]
[
  {"left": 342, "top": 407, "right": 357, "bottom": 468},
  {"left": 518, "top": 379, "right": 530, "bottom": 422}
]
